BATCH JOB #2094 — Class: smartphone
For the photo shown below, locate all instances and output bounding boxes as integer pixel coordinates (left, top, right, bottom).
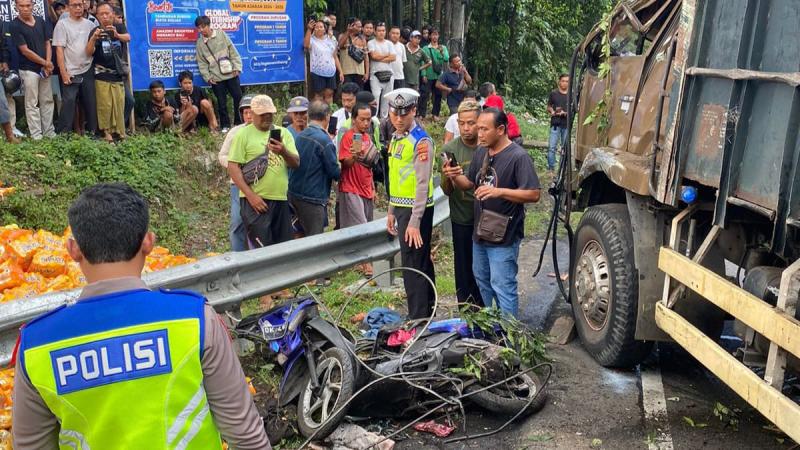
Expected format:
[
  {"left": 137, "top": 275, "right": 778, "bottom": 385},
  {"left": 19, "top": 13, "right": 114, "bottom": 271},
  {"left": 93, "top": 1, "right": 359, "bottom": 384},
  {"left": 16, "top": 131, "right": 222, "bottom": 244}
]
[
  {"left": 441, "top": 151, "right": 459, "bottom": 166},
  {"left": 327, "top": 116, "right": 338, "bottom": 135},
  {"left": 71, "top": 75, "right": 84, "bottom": 84},
  {"left": 269, "top": 128, "right": 282, "bottom": 143}
]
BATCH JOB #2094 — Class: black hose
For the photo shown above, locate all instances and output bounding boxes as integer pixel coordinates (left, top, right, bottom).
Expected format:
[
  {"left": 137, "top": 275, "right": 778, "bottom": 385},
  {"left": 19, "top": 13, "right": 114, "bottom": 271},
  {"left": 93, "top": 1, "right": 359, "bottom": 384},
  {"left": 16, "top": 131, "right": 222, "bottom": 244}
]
[{"left": 533, "top": 44, "right": 582, "bottom": 303}]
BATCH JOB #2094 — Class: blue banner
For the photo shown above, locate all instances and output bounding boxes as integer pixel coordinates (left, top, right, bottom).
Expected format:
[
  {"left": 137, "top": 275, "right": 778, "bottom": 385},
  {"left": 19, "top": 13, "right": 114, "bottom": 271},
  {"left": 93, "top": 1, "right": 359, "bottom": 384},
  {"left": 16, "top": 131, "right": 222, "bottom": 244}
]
[{"left": 124, "top": 0, "right": 305, "bottom": 91}]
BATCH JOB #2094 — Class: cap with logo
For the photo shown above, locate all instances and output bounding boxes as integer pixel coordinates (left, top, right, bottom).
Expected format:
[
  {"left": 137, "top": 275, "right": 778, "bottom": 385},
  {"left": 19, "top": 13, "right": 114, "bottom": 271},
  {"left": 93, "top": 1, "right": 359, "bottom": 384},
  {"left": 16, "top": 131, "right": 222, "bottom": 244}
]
[
  {"left": 384, "top": 88, "right": 420, "bottom": 115},
  {"left": 410, "top": 30, "right": 421, "bottom": 38},
  {"left": 287, "top": 96, "right": 309, "bottom": 113},
  {"left": 250, "top": 95, "right": 277, "bottom": 115}
]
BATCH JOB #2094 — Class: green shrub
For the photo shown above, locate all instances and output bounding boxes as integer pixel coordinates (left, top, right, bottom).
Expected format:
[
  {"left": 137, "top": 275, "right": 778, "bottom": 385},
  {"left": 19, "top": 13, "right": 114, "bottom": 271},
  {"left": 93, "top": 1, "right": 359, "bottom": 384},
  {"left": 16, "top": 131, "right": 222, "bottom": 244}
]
[{"left": 0, "top": 132, "right": 230, "bottom": 255}]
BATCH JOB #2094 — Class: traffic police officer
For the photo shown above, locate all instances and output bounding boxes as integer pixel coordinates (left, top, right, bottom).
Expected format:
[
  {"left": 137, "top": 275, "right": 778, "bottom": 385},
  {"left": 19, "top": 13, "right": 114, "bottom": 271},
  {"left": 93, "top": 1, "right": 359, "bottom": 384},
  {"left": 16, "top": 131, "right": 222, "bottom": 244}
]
[
  {"left": 13, "top": 183, "right": 270, "bottom": 449},
  {"left": 385, "top": 88, "right": 437, "bottom": 319}
]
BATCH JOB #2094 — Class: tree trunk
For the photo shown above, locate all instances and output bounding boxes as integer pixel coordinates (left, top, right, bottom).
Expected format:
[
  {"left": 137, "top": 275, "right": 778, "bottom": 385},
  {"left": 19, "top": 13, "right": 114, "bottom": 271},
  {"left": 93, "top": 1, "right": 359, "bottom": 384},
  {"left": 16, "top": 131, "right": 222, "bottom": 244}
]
[
  {"left": 433, "top": 0, "right": 442, "bottom": 30},
  {"left": 394, "top": 0, "right": 403, "bottom": 27},
  {"left": 451, "top": 0, "right": 465, "bottom": 53},
  {"left": 416, "top": 0, "right": 423, "bottom": 28}
]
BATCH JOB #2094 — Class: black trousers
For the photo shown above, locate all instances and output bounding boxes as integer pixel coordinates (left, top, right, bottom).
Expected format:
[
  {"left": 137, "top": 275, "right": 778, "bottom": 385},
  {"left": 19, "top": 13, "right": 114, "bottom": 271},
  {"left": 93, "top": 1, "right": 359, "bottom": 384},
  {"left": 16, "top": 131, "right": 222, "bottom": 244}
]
[
  {"left": 418, "top": 78, "right": 442, "bottom": 118},
  {"left": 343, "top": 74, "right": 364, "bottom": 90},
  {"left": 452, "top": 221, "right": 482, "bottom": 306},
  {"left": 58, "top": 68, "right": 97, "bottom": 134},
  {"left": 395, "top": 206, "right": 436, "bottom": 319},
  {"left": 211, "top": 76, "right": 243, "bottom": 128},
  {"left": 240, "top": 198, "right": 292, "bottom": 248}
]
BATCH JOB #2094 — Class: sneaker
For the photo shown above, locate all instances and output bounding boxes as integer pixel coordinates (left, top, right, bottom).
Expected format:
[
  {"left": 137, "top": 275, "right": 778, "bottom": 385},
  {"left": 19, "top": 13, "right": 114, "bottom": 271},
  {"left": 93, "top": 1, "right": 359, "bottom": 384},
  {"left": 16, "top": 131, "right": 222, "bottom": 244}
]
[
  {"left": 12, "top": 127, "right": 24, "bottom": 138},
  {"left": 221, "top": 127, "right": 230, "bottom": 134}
]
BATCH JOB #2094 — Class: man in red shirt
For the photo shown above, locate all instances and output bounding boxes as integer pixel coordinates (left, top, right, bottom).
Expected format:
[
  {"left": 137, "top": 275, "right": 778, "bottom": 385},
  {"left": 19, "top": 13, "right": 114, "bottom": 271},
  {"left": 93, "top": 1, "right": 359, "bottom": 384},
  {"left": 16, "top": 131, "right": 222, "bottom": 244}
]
[
  {"left": 483, "top": 94, "right": 523, "bottom": 145},
  {"left": 338, "top": 102, "right": 376, "bottom": 276}
]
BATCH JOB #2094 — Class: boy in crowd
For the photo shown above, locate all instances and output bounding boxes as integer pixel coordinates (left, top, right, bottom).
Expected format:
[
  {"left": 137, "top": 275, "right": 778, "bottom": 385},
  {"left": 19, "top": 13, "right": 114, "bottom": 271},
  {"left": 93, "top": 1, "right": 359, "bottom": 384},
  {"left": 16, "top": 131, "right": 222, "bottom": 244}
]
[
  {"left": 144, "top": 80, "right": 196, "bottom": 133},
  {"left": 175, "top": 70, "right": 219, "bottom": 132}
]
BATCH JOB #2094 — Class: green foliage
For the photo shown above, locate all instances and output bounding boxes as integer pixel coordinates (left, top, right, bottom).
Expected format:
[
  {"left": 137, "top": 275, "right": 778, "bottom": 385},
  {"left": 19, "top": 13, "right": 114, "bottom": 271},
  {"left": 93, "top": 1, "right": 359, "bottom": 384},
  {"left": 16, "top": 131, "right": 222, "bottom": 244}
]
[
  {"left": 0, "top": 133, "right": 230, "bottom": 255},
  {"left": 461, "top": 306, "right": 549, "bottom": 367},
  {"left": 304, "top": 0, "right": 327, "bottom": 17},
  {"left": 582, "top": 8, "right": 614, "bottom": 137},
  {"left": 466, "top": 0, "right": 611, "bottom": 118}
]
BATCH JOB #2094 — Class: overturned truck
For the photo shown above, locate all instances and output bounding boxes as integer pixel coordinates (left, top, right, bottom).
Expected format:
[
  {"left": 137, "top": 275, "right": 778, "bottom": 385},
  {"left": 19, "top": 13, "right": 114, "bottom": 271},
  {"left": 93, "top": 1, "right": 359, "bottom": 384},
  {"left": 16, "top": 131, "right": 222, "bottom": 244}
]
[{"left": 562, "top": 0, "right": 800, "bottom": 439}]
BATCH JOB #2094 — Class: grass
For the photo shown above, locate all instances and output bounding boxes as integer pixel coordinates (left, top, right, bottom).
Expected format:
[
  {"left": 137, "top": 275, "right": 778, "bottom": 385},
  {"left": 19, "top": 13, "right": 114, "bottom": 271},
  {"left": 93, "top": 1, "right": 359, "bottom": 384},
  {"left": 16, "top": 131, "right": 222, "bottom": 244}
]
[{"left": 0, "top": 131, "right": 230, "bottom": 256}]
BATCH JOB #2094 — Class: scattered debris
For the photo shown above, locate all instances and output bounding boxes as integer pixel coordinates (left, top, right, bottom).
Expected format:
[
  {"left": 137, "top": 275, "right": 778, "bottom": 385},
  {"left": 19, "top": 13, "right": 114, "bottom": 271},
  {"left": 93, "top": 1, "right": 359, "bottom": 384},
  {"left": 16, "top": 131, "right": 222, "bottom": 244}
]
[
  {"left": 591, "top": 438, "right": 603, "bottom": 448},
  {"left": 412, "top": 420, "right": 456, "bottom": 438},
  {"left": 548, "top": 315, "right": 576, "bottom": 345},
  {"left": 526, "top": 433, "right": 554, "bottom": 442},
  {"left": 325, "top": 423, "right": 395, "bottom": 450},
  {"left": 667, "top": 396, "right": 680, "bottom": 402},
  {"left": 713, "top": 402, "right": 739, "bottom": 430},
  {"left": 350, "top": 312, "right": 367, "bottom": 324},
  {"left": 682, "top": 416, "right": 708, "bottom": 428},
  {"left": 386, "top": 328, "right": 416, "bottom": 346},
  {"left": 362, "top": 307, "right": 403, "bottom": 339}
]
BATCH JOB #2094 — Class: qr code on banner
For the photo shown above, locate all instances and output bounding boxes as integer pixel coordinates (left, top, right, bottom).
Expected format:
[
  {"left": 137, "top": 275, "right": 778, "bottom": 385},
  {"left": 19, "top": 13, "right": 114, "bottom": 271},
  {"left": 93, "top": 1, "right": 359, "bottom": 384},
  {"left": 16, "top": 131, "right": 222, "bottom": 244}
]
[{"left": 148, "top": 50, "right": 174, "bottom": 79}]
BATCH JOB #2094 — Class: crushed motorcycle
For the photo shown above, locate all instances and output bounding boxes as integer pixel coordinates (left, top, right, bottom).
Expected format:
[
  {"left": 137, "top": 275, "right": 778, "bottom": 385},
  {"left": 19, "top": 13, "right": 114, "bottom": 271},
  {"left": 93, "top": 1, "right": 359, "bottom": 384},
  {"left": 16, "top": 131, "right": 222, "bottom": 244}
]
[{"left": 234, "top": 297, "right": 548, "bottom": 442}]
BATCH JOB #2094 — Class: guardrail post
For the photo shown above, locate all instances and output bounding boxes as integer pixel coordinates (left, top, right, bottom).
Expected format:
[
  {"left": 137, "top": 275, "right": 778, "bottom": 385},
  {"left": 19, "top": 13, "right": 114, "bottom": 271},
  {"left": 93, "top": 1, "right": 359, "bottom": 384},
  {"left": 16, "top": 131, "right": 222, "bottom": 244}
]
[
  {"left": 441, "top": 217, "right": 453, "bottom": 239},
  {"left": 373, "top": 253, "right": 401, "bottom": 289}
]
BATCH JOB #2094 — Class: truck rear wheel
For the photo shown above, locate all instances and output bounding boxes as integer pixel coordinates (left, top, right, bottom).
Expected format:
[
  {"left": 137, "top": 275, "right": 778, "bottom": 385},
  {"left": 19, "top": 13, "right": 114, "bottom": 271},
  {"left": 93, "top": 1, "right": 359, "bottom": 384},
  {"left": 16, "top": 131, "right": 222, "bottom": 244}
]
[{"left": 571, "top": 204, "right": 653, "bottom": 367}]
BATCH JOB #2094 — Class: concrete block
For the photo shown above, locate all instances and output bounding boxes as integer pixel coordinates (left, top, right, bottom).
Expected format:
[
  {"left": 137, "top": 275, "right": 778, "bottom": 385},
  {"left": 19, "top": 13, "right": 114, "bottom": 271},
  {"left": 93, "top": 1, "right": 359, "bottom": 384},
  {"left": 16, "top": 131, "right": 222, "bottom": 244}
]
[{"left": 549, "top": 315, "right": 576, "bottom": 345}]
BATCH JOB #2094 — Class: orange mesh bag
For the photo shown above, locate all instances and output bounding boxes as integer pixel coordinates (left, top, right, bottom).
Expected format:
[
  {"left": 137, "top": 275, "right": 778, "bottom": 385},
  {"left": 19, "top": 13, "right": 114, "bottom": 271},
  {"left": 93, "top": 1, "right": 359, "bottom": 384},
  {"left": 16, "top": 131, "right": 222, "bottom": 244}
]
[
  {"left": 44, "top": 275, "right": 74, "bottom": 293},
  {"left": 6, "top": 233, "right": 41, "bottom": 270},
  {"left": 66, "top": 262, "right": 87, "bottom": 287},
  {"left": 35, "top": 230, "right": 66, "bottom": 252},
  {"left": 29, "top": 250, "right": 68, "bottom": 278},
  {"left": 0, "top": 260, "right": 23, "bottom": 291},
  {"left": 3, "top": 283, "right": 40, "bottom": 302}
]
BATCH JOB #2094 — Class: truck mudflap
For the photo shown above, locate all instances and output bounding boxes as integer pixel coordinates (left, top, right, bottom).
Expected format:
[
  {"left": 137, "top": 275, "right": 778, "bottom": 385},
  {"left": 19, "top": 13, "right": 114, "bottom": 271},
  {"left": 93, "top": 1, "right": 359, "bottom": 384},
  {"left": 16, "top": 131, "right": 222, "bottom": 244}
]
[{"left": 657, "top": 214, "right": 800, "bottom": 441}]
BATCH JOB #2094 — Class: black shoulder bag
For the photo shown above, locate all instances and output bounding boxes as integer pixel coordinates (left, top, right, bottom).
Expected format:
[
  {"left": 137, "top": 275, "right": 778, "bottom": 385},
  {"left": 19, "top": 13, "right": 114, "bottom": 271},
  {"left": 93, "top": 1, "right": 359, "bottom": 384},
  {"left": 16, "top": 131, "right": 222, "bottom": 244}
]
[{"left": 475, "top": 151, "right": 512, "bottom": 244}]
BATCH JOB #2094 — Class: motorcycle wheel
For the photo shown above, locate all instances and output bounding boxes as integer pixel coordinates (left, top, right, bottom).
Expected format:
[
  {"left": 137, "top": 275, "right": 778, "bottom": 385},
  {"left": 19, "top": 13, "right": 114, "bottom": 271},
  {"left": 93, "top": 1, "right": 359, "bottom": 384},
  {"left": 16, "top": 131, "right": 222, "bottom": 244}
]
[
  {"left": 296, "top": 347, "right": 355, "bottom": 439},
  {"left": 466, "top": 372, "right": 547, "bottom": 417}
]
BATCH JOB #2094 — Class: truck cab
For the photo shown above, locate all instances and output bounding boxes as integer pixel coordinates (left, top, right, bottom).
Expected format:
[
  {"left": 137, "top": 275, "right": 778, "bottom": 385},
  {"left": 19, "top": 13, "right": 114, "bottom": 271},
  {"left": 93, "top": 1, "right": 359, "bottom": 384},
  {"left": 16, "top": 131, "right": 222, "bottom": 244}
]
[{"left": 565, "top": 0, "right": 800, "bottom": 439}]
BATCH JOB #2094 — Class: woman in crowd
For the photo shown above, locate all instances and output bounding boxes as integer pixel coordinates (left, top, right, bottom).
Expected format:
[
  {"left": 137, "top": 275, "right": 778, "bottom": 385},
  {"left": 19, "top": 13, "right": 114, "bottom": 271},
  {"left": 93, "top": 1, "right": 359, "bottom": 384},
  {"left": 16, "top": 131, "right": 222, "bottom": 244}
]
[
  {"left": 86, "top": 2, "right": 128, "bottom": 142},
  {"left": 304, "top": 17, "right": 343, "bottom": 105}
]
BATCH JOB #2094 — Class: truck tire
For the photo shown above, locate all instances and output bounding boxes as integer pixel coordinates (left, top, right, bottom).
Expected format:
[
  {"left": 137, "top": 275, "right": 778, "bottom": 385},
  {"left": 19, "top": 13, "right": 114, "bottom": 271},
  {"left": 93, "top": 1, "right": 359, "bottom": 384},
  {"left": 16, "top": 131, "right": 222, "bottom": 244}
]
[{"left": 571, "top": 204, "right": 654, "bottom": 367}]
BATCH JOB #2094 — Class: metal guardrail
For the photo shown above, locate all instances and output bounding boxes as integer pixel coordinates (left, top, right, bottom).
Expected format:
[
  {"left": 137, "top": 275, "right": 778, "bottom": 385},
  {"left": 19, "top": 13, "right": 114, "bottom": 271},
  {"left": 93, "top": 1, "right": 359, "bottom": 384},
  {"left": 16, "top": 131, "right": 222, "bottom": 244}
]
[{"left": 0, "top": 188, "right": 451, "bottom": 365}]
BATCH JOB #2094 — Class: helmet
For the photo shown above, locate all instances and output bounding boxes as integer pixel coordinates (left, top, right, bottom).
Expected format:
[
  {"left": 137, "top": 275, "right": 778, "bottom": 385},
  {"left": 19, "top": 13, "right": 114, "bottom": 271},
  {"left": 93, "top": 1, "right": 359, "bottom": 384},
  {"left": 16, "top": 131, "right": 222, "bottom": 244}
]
[
  {"left": 239, "top": 95, "right": 254, "bottom": 111},
  {"left": 1, "top": 71, "right": 21, "bottom": 94}
]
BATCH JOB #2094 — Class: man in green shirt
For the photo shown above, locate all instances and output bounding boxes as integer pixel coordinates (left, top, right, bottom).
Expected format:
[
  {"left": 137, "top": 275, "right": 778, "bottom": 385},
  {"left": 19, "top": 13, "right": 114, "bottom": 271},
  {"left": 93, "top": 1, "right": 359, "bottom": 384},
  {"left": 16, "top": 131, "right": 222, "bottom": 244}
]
[
  {"left": 227, "top": 95, "right": 300, "bottom": 247},
  {"left": 403, "top": 30, "right": 431, "bottom": 93},
  {"left": 441, "top": 99, "right": 482, "bottom": 305}
]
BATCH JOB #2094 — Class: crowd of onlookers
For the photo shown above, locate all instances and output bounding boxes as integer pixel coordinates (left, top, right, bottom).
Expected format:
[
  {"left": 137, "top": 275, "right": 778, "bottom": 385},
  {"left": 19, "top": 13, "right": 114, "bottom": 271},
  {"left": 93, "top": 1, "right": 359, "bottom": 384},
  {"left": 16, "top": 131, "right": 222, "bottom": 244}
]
[
  {"left": 2, "top": 3, "right": 573, "bottom": 319},
  {"left": 0, "top": 1, "right": 246, "bottom": 144}
]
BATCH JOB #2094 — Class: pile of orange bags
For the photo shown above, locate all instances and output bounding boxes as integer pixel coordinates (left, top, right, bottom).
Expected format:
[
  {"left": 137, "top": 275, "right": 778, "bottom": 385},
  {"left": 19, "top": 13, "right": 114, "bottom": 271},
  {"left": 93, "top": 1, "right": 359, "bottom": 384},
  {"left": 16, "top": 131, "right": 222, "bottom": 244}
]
[
  {"left": 0, "top": 225, "right": 197, "bottom": 303},
  {"left": 0, "top": 369, "right": 12, "bottom": 450}
]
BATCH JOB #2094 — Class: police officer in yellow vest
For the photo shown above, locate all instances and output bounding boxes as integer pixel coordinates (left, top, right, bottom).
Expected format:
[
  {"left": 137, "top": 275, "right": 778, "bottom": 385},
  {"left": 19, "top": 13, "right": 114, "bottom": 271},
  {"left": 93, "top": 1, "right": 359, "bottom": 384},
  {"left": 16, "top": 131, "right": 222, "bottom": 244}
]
[
  {"left": 13, "top": 183, "right": 270, "bottom": 450},
  {"left": 385, "top": 88, "right": 437, "bottom": 319}
]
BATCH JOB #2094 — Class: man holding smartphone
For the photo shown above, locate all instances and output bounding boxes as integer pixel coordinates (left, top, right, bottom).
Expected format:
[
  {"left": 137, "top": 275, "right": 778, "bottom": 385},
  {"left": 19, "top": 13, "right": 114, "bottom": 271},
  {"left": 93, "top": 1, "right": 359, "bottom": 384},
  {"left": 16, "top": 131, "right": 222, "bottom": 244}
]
[
  {"left": 440, "top": 100, "right": 482, "bottom": 306},
  {"left": 546, "top": 74, "right": 570, "bottom": 172},
  {"left": 227, "top": 95, "right": 300, "bottom": 247},
  {"left": 53, "top": 0, "right": 97, "bottom": 135},
  {"left": 337, "top": 102, "right": 376, "bottom": 277}
]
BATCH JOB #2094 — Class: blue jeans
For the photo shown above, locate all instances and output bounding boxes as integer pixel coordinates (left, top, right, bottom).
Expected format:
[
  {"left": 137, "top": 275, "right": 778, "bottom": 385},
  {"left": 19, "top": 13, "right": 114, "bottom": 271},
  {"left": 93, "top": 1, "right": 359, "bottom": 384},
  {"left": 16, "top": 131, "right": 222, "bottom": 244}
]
[
  {"left": 548, "top": 126, "right": 569, "bottom": 170},
  {"left": 229, "top": 185, "right": 248, "bottom": 252},
  {"left": 472, "top": 239, "right": 522, "bottom": 317}
]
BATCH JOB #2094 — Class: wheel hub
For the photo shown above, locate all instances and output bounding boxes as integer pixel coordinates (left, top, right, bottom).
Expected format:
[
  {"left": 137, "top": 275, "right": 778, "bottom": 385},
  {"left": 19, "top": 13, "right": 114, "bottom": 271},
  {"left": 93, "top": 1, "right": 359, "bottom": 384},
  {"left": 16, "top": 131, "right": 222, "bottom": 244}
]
[
  {"left": 301, "top": 357, "right": 344, "bottom": 428},
  {"left": 575, "top": 240, "right": 611, "bottom": 331}
]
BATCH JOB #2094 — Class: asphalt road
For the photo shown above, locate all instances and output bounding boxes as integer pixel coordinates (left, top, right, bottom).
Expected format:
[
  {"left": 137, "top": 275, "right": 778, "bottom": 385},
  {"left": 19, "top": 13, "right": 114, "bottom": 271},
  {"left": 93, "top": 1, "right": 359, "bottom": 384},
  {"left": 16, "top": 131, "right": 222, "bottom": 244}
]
[{"left": 394, "top": 238, "right": 791, "bottom": 450}]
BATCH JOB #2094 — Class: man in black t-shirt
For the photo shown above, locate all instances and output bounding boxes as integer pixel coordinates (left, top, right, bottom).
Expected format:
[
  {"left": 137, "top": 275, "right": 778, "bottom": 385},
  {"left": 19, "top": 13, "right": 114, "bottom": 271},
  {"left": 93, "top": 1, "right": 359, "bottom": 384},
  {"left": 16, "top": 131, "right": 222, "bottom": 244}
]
[
  {"left": 12, "top": 0, "right": 55, "bottom": 140},
  {"left": 443, "top": 107, "right": 541, "bottom": 318},
  {"left": 176, "top": 70, "right": 219, "bottom": 131},
  {"left": 546, "top": 74, "right": 570, "bottom": 172}
]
